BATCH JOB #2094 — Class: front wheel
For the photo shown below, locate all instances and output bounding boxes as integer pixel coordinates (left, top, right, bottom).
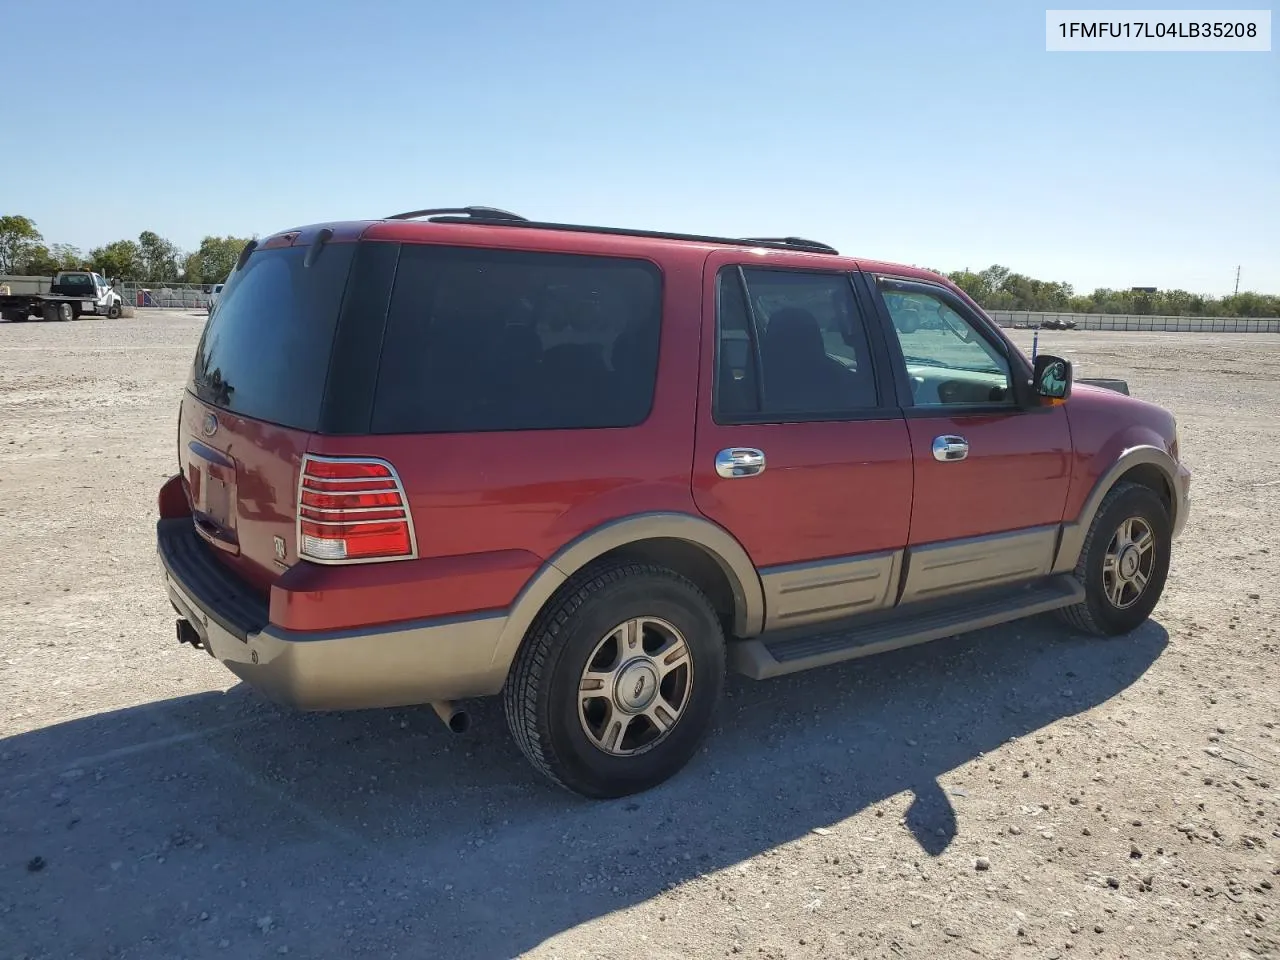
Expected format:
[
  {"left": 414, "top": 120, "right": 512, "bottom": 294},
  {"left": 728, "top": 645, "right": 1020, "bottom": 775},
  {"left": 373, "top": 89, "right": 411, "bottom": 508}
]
[
  {"left": 504, "top": 562, "right": 725, "bottom": 798},
  {"left": 106, "top": 302, "right": 121, "bottom": 319},
  {"left": 1059, "top": 482, "right": 1171, "bottom": 636}
]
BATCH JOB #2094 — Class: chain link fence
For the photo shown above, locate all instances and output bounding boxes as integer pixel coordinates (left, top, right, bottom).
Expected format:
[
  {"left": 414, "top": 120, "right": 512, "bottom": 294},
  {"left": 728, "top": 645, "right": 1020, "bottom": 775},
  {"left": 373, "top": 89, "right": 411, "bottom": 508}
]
[{"left": 989, "top": 310, "right": 1280, "bottom": 333}]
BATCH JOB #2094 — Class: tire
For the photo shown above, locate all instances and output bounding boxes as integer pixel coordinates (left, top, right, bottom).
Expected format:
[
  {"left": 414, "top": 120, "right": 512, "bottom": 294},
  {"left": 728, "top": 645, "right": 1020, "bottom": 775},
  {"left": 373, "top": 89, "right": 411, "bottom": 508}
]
[
  {"left": 504, "top": 561, "right": 725, "bottom": 798},
  {"left": 1059, "top": 482, "right": 1171, "bottom": 636},
  {"left": 43, "top": 302, "right": 73, "bottom": 323},
  {"left": 106, "top": 302, "right": 121, "bottom": 319}
]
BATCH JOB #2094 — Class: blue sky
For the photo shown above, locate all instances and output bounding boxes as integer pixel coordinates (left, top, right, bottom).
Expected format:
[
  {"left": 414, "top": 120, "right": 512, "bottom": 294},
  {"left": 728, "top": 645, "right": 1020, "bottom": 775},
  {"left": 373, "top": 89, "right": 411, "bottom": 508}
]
[{"left": 3, "top": 0, "right": 1275, "bottom": 294}]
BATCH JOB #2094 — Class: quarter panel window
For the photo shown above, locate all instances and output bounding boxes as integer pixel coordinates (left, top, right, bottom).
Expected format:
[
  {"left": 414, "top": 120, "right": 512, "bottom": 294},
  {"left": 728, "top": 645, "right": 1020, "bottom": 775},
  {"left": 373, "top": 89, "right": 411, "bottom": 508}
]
[{"left": 371, "top": 246, "right": 662, "bottom": 434}]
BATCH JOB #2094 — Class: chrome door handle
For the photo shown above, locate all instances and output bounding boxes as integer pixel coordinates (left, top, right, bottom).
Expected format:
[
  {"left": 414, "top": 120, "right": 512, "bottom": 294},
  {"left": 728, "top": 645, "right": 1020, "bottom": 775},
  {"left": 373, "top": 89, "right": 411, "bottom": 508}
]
[
  {"left": 931, "top": 435, "right": 969, "bottom": 462},
  {"left": 715, "top": 447, "right": 766, "bottom": 478}
]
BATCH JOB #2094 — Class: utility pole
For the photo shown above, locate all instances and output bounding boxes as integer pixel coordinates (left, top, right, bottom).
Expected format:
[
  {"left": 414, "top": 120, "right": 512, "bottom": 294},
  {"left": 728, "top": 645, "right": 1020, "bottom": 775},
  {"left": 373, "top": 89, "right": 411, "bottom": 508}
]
[{"left": 1234, "top": 265, "right": 1241, "bottom": 296}]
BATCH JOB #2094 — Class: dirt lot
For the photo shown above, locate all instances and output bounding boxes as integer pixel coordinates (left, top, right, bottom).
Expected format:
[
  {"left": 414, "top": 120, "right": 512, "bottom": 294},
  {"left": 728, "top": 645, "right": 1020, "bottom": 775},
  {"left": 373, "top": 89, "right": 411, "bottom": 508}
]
[{"left": 1, "top": 312, "right": 1277, "bottom": 960}]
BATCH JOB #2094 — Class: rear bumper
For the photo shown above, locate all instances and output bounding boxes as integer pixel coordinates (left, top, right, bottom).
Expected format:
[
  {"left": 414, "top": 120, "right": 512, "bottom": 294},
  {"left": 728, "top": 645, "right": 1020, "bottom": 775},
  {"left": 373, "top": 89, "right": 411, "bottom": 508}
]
[{"left": 157, "top": 518, "right": 510, "bottom": 710}]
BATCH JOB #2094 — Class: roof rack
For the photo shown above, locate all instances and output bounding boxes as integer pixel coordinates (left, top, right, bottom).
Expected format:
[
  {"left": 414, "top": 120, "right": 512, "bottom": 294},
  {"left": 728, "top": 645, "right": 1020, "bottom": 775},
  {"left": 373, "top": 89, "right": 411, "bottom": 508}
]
[
  {"left": 398, "top": 209, "right": 838, "bottom": 256},
  {"left": 742, "top": 236, "right": 839, "bottom": 255},
  {"left": 385, "top": 206, "right": 528, "bottom": 222}
]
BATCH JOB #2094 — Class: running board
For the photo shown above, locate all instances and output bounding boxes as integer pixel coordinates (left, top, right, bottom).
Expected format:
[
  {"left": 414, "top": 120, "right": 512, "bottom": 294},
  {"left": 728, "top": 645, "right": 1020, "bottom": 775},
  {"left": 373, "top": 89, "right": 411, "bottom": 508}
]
[{"left": 729, "top": 575, "right": 1085, "bottom": 680}]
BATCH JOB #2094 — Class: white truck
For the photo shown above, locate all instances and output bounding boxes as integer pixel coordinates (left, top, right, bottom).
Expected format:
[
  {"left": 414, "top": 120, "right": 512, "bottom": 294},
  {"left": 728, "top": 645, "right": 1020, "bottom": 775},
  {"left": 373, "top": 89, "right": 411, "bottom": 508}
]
[
  {"left": 0, "top": 270, "right": 124, "bottom": 322},
  {"left": 207, "top": 282, "right": 225, "bottom": 313}
]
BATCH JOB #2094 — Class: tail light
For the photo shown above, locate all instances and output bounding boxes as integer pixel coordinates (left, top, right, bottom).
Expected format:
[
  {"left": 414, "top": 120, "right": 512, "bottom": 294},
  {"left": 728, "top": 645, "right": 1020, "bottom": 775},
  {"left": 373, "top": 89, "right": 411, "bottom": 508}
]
[{"left": 296, "top": 455, "right": 417, "bottom": 563}]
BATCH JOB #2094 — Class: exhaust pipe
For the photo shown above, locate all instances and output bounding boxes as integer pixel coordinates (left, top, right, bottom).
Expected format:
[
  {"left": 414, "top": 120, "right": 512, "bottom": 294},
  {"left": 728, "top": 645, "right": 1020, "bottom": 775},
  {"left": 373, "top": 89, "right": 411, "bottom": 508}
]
[
  {"left": 175, "top": 619, "right": 204, "bottom": 650},
  {"left": 431, "top": 700, "right": 470, "bottom": 734}
]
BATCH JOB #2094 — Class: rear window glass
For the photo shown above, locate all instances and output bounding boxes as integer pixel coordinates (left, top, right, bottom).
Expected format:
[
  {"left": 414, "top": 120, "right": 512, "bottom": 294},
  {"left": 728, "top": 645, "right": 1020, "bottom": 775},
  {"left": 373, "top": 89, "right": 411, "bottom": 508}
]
[
  {"left": 58, "top": 274, "right": 92, "bottom": 288},
  {"left": 371, "top": 245, "right": 662, "bottom": 434},
  {"left": 188, "top": 244, "right": 354, "bottom": 430}
]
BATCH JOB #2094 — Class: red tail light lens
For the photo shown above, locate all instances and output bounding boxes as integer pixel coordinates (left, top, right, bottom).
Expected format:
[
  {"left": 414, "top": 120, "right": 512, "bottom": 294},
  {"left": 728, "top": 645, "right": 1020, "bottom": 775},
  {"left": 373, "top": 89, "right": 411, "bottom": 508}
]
[{"left": 296, "top": 455, "right": 417, "bottom": 563}]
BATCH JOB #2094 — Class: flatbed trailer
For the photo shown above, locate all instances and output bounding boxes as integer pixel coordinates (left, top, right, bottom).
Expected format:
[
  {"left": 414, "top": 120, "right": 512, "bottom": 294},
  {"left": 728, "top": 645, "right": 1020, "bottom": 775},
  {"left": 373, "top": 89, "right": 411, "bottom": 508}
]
[{"left": 0, "top": 271, "right": 123, "bottom": 322}]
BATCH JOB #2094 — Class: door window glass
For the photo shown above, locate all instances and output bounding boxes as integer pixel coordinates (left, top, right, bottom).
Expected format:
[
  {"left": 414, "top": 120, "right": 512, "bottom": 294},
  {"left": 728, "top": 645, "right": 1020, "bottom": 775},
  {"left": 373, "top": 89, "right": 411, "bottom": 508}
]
[
  {"left": 714, "top": 267, "right": 878, "bottom": 421},
  {"left": 881, "top": 289, "right": 1013, "bottom": 406}
]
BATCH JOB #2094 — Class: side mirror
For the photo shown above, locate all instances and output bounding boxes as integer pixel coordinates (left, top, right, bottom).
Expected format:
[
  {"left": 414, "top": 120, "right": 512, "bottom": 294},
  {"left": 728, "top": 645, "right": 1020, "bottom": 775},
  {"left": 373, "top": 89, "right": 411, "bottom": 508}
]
[{"left": 1032, "top": 354, "right": 1073, "bottom": 401}]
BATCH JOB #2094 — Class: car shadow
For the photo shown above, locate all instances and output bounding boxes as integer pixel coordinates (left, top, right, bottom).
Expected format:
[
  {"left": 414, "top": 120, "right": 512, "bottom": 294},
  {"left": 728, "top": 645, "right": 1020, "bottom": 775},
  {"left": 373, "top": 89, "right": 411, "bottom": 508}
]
[{"left": 0, "top": 616, "right": 1167, "bottom": 960}]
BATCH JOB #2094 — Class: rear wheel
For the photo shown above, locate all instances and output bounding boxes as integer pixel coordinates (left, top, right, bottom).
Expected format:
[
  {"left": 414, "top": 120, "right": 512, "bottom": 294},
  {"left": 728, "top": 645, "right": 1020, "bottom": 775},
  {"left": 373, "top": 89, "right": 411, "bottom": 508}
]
[
  {"left": 1059, "top": 482, "right": 1171, "bottom": 636},
  {"left": 504, "top": 562, "right": 725, "bottom": 798},
  {"left": 43, "top": 302, "right": 73, "bottom": 322}
]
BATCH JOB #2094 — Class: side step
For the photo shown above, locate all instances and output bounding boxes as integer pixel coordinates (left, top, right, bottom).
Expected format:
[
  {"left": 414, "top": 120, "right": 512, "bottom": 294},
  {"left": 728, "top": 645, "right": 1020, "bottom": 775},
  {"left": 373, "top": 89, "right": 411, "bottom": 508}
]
[{"left": 729, "top": 574, "right": 1085, "bottom": 680}]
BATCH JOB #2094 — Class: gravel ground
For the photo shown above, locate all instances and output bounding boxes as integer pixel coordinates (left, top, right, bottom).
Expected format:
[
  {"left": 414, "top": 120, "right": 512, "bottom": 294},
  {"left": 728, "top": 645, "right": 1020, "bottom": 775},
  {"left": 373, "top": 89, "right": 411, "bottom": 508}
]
[{"left": 1, "top": 312, "right": 1277, "bottom": 960}]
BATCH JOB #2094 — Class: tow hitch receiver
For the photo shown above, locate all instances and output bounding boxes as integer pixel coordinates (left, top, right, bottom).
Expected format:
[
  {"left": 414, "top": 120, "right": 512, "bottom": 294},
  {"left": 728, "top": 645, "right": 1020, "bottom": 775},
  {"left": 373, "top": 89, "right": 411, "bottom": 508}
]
[{"left": 176, "top": 619, "right": 205, "bottom": 650}]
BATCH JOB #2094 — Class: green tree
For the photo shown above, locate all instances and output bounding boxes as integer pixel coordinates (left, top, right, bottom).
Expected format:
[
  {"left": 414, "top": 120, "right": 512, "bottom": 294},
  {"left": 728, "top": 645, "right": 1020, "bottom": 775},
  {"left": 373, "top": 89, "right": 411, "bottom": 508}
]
[
  {"left": 50, "top": 243, "right": 86, "bottom": 270},
  {"left": 17, "top": 242, "right": 85, "bottom": 275},
  {"left": 947, "top": 269, "right": 992, "bottom": 304},
  {"left": 0, "top": 215, "right": 42, "bottom": 274},
  {"left": 89, "top": 239, "right": 144, "bottom": 280},
  {"left": 137, "top": 230, "right": 181, "bottom": 283},
  {"left": 184, "top": 235, "right": 253, "bottom": 284},
  {"left": 18, "top": 246, "right": 57, "bottom": 276},
  {"left": 948, "top": 265, "right": 1277, "bottom": 318},
  {"left": 1222, "top": 291, "right": 1278, "bottom": 317}
]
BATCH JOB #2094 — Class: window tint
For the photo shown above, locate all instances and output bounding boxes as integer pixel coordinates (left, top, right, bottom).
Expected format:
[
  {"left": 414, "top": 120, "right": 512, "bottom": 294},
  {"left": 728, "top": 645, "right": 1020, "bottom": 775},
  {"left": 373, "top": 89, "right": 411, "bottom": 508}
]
[
  {"left": 714, "top": 267, "right": 877, "bottom": 421},
  {"left": 881, "top": 289, "right": 1013, "bottom": 406},
  {"left": 188, "top": 243, "right": 355, "bottom": 429},
  {"left": 371, "top": 246, "right": 662, "bottom": 434},
  {"left": 714, "top": 269, "right": 759, "bottom": 418}
]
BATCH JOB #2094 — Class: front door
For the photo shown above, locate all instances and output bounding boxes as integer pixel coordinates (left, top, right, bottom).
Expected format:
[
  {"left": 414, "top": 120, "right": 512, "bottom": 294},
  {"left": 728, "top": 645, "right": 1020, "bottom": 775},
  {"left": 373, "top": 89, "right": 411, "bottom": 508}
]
[
  {"left": 692, "top": 255, "right": 913, "bottom": 631},
  {"left": 868, "top": 276, "right": 1072, "bottom": 603},
  {"left": 92, "top": 274, "right": 110, "bottom": 312}
]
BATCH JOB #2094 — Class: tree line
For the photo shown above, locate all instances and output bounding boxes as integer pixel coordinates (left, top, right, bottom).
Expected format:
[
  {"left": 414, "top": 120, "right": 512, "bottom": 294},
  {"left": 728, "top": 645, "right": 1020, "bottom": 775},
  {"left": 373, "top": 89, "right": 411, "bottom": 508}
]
[
  {"left": 0, "top": 215, "right": 252, "bottom": 287},
  {"left": 938, "top": 264, "right": 1278, "bottom": 318},
  {"left": 2, "top": 213, "right": 1276, "bottom": 316}
]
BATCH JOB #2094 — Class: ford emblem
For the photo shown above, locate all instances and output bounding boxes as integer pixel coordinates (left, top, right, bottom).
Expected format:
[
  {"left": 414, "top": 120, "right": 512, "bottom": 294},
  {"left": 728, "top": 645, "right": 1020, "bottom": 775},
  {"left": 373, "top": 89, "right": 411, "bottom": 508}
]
[{"left": 202, "top": 413, "right": 218, "bottom": 437}]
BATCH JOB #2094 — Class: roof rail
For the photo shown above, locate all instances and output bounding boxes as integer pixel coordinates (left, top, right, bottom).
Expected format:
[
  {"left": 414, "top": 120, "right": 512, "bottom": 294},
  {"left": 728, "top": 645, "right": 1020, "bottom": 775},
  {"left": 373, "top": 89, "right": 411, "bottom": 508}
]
[
  {"left": 385, "top": 206, "right": 528, "bottom": 222},
  {"left": 741, "top": 236, "right": 839, "bottom": 255},
  {"left": 414, "top": 214, "right": 839, "bottom": 256}
]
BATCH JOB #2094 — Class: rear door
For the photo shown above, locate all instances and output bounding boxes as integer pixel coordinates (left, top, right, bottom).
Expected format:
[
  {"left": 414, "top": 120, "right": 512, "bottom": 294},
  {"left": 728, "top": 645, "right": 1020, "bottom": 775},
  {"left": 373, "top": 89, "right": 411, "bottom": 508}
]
[
  {"left": 180, "top": 235, "right": 357, "bottom": 593},
  {"left": 692, "top": 253, "right": 913, "bottom": 631},
  {"left": 867, "top": 275, "right": 1072, "bottom": 602}
]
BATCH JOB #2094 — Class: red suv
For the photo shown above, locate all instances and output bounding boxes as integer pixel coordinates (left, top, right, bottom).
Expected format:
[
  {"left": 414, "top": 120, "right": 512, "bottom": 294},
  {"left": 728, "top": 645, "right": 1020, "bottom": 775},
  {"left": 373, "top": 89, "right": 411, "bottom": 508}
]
[{"left": 157, "top": 207, "right": 1191, "bottom": 798}]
